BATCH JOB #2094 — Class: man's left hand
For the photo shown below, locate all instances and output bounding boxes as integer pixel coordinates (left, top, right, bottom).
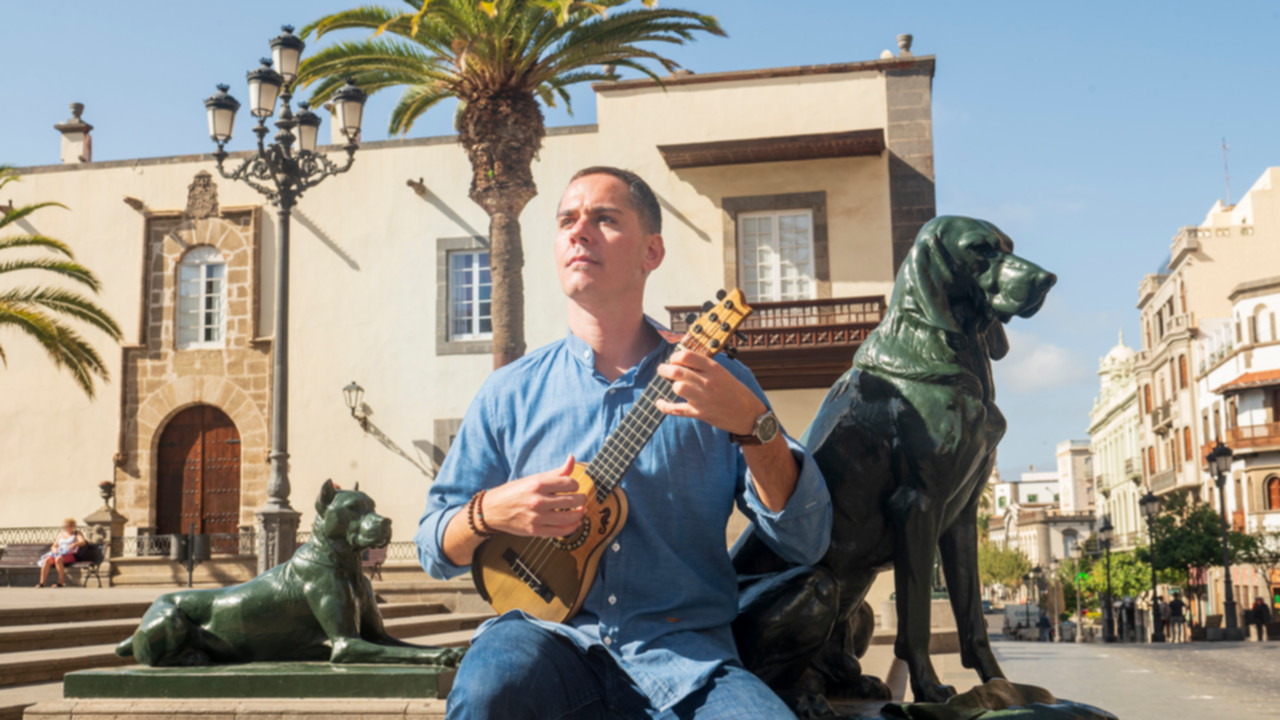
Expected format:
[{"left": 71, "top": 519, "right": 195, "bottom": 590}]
[{"left": 655, "top": 350, "right": 765, "bottom": 435}]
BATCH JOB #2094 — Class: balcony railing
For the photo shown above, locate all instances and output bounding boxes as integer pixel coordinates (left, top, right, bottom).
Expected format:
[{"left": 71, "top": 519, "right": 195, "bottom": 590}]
[
  {"left": 1152, "top": 401, "right": 1174, "bottom": 433},
  {"left": 667, "top": 295, "right": 885, "bottom": 390},
  {"left": 1170, "top": 226, "right": 1201, "bottom": 267},
  {"left": 1151, "top": 468, "right": 1177, "bottom": 493},
  {"left": 1124, "top": 457, "right": 1141, "bottom": 480},
  {"left": 1226, "top": 422, "right": 1280, "bottom": 452}
]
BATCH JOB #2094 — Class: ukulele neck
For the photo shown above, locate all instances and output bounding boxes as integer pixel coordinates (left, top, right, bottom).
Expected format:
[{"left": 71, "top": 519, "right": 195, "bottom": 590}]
[{"left": 588, "top": 347, "right": 685, "bottom": 501}]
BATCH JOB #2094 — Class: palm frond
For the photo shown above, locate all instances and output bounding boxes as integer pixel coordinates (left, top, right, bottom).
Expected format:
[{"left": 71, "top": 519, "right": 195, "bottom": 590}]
[
  {"left": 0, "top": 305, "right": 109, "bottom": 397},
  {"left": 0, "top": 201, "right": 68, "bottom": 232},
  {"left": 0, "top": 234, "right": 75, "bottom": 258},
  {"left": 389, "top": 84, "right": 457, "bottom": 134},
  {"left": 0, "top": 258, "right": 101, "bottom": 292},
  {"left": 1, "top": 287, "right": 123, "bottom": 340}
]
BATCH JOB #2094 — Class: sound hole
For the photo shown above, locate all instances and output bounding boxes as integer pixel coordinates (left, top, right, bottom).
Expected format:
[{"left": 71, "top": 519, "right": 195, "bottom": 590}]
[{"left": 549, "top": 516, "right": 592, "bottom": 551}]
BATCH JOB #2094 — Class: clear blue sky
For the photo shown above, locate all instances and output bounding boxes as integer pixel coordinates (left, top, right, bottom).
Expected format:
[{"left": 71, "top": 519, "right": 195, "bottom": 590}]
[{"left": 4, "top": 1, "right": 1279, "bottom": 481}]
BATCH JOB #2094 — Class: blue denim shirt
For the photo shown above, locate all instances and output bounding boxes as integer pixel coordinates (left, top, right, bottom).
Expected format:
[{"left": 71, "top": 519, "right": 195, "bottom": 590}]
[{"left": 416, "top": 325, "right": 832, "bottom": 711}]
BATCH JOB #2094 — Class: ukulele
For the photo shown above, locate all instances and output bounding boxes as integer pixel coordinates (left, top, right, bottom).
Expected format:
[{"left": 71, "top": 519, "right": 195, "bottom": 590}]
[{"left": 472, "top": 289, "right": 754, "bottom": 623}]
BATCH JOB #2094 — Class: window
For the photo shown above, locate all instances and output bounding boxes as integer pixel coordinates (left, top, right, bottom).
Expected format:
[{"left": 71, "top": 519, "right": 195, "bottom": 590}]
[
  {"left": 998, "top": 496, "right": 1007, "bottom": 508},
  {"left": 1267, "top": 477, "right": 1280, "bottom": 511},
  {"left": 738, "top": 210, "right": 816, "bottom": 302},
  {"left": 1027, "top": 494, "right": 1038, "bottom": 503},
  {"left": 1178, "top": 356, "right": 1188, "bottom": 389},
  {"left": 448, "top": 251, "right": 492, "bottom": 341},
  {"left": 1053, "top": 493, "right": 1060, "bottom": 502},
  {"left": 1144, "top": 386, "right": 1153, "bottom": 415},
  {"left": 177, "top": 246, "right": 226, "bottom": 349},
  {"left": 1183, "top": 427, "right": 1193, "bottom": 462},
  {"left": 1148, "top": 446, "right": 1156, "bottom": 474}
]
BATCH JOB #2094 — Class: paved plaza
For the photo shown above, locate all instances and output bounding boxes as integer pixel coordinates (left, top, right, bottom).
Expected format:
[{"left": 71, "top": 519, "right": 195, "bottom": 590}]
[{"left": 990, "top": 630, "right": 1280, "bottom": 718}]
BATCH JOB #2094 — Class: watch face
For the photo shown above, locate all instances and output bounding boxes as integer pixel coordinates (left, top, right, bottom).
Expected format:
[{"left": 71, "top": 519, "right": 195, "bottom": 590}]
[{"left": 757, "top": 414, "right": 780, "bottom": 442}]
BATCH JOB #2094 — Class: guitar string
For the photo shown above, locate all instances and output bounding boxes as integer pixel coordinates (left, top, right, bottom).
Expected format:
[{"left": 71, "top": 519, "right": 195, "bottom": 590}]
[{"left": 509, "top": 310, "right": 737, "bottom": 588}]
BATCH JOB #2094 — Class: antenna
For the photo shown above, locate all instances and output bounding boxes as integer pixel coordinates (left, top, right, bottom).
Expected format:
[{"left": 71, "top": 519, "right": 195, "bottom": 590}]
[{"left": 1222, "top": 137, "right": 1232, "bottom": 207}]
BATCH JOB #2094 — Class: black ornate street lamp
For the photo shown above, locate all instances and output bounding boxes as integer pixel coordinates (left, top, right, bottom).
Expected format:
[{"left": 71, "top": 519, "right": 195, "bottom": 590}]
[
  {"left": 1140, "top": 491, "right": 1166, "bottom": 643},
  {"left": 1207, "top": 441, "right": 1242, "bottom": 638},
  {"left": 204, "top": 25, "right": 367, "bottom": 574},
  {"left": 1099, "top": 515, "right": 1116, "bottom": 643},
  {"left": 1070, "top": 543, "right": 1084, "bottom": 643}
]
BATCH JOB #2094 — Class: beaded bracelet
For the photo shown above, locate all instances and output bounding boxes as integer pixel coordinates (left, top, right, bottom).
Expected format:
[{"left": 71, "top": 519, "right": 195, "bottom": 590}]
[
  {"left": 466, "top": 490, "right": 495, "bottom": 538},
  {"left": 475, "top": 489, "right": 495, "bottom": 536}
]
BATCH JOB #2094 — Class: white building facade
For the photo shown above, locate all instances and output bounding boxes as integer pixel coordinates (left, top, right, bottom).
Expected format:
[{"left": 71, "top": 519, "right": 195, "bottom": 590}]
[{"left": 1088, "top": 334, "right": 1144, "bottom": 550}]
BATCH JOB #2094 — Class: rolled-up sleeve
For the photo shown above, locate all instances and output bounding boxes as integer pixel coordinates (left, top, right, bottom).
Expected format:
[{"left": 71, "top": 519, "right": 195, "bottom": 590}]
[
  {"left": 415, "top": 384, "right": 510, "bottom": 580},
  {"left": 738, "top": 434, "right": 831, "bottom": 566}
]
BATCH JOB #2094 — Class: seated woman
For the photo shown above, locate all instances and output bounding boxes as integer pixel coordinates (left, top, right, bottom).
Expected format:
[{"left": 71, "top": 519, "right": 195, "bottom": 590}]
[{"left": 36, "top": 518, "right": 87, "bottom": 587}]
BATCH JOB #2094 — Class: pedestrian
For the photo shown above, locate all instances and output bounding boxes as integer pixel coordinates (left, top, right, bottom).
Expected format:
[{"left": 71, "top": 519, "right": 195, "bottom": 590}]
[
  {"left": 1123, "top": 597, "right": 1137, "bottom": 643},
  {"left": 1250, "top": 597, "right": 1271, "bottom": 642},
  {"left": 1169, "top": 592, "right": 1187, "bottom": 643},
  {"left": 36, "top": 518, "right": 86, "bottom": 588},
  {"left": 1158, "top": 595, "right": 1171, "bottom": 639},
  {"left": 1037, "top": 611, "right": 1051, "bottom": 642}
]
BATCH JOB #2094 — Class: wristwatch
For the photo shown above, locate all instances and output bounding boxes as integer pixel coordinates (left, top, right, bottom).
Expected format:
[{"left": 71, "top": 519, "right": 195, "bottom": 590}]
[{"left": 730, "top": 410, "right": 780, "bottom": 446}]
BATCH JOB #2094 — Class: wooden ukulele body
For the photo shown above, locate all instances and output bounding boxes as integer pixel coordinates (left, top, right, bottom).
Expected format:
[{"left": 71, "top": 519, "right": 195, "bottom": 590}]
[{"left": 473, "top": 462, "right": 629, "bottom": 623}]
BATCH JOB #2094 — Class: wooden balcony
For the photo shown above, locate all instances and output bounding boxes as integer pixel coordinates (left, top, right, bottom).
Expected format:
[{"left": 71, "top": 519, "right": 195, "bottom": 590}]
[
  {"left": 1226, "top": 422, "right": 1280, "bottom": 453},
  {"left": 667, "top": 295, "right": 885, "bottom": 390}
]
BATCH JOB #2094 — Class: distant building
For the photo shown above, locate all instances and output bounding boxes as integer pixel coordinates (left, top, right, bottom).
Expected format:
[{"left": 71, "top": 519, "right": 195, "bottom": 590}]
[
  {"left": 1088, "top": 333, "right": 1143, "bottom": 550},
  {"left": 1195, "top": 275, "right": 1280, "bottom": 618},
  {"left": 1056, "top": 439, "right": 1094, "bottom": 514}
]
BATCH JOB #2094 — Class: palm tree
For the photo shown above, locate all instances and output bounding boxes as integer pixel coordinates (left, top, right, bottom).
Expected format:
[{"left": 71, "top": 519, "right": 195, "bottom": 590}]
[
  {"left": 0, "top": 166, "right": 122, "bottom": 397},
  {"left": 297, "top": 0, "right": 723, "bottom": 367}
]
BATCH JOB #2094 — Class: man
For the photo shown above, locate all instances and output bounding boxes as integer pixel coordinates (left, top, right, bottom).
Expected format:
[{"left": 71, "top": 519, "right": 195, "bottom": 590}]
[
  {"left": 416, "top": 166, "right": 832, "bottom": 719},
  {"left": 1169, "top": 592, "right": 1186, "bottom": 643},
  {"left": 1036, "top": 611, "right": 1051, "bottom": 642},
  {"left": 1250, "top": 597, "right": 1271, "bottom": 642},
  {"left": 1157, "top": 595, "right": 1170, "bottom": 640}
]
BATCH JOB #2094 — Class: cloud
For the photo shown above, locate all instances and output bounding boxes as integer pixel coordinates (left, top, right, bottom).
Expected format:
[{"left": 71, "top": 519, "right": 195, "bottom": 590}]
[{"left": 995, "top": 328, "right": 1090, "bottom": 394}]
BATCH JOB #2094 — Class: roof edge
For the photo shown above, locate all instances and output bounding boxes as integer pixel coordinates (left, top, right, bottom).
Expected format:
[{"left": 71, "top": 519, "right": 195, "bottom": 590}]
[{"left": 592, "top": 55, "right": 936, "bottom": 93}]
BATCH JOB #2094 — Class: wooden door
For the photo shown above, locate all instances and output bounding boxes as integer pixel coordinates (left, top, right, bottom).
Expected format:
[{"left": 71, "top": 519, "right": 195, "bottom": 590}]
[{"left": 156, "top": 405, "right": 241, "bottom": 549}]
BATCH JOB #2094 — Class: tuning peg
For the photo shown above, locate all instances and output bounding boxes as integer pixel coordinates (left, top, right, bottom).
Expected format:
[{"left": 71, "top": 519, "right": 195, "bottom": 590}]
[
  {"left": 693, "top": 324, "right": 703, "bottom": 334},
  {"left": 720, "top": 322, "right": 730, "bottom": 332},
  {"left": 724, "top": 345, "right": 738, "bottom": 360},
  {"left": 708, "top": 312, "right": 719, "bottom": 322},
  {"left": 702, "top": 300, "right": 714, "bottom": 312},
  {"left": 724, "top": 300, "right": 735, "bottom": 309},
  {"left": 709, "top": 339, "right": 720, "bottom": 349},
  {"left": 716, "top": 289, "right": 727, "bottom": 301},
  {"left": 685, "top": 312, "right": 697, "bottom": 324}
]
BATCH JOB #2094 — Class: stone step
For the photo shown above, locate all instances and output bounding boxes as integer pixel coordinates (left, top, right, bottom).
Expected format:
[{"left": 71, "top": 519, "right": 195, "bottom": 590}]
[
  {"left": 376, "top": 602, "right": 449, "bottom": 619},
  {"left": 371, "top": 580, "right": 488, "bottom": 613},
  {"left": 25, "top": 698, "right": 448, "bottom": 719},
  {"left": 383, "top": 613, "right": 492, "bottom": 640},
  {"left": 0, "top": 602, "right": 153, "bottom": 628},
  {"left": 0, "top": 643, "right": 132, "bottom": 689},
  {"left": 401, "top": 629, "right": 474, "bottom": 649},
  {"left": 0, "top": 618, "right": 136, "bottom": 654},
  {"left": 0, "top": 682, "right": 62, "bottom": 720}
]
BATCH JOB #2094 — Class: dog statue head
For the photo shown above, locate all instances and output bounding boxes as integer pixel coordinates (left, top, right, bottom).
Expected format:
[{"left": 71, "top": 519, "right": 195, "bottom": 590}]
[
  {"left": 895, "top": 215, "right": 1056, "bottom": 360},
  {"left": 313, "top": 479, "right": 393, "bottom": 551}
]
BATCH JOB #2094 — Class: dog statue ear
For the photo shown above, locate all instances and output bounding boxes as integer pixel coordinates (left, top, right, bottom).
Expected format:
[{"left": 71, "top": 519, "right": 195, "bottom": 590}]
[
  {"left": 984, "top": 322, "right": 1011, "bottom": 361},
  {"left": 352, "top": 481, "right": 360, "bottom": 493},
  {"left": 316, "top": 479, "right": 338, "bottom": 514},
  {"left": 899, "top": 218, "right": 961, "bottom": 333}
]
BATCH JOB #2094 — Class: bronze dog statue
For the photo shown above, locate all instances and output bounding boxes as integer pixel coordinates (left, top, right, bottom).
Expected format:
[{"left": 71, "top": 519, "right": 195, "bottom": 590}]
[
  {"left": 117, "top": 480, "right": 463, "bottom": 668},
  {"left": 732, "top": 216, "right": 1056, "bottom": 713}
]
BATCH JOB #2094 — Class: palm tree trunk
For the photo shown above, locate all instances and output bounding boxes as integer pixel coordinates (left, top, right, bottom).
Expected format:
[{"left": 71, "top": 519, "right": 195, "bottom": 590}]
[
  {"left": 487, "top": 210, "right": 525, "bottom": 367},
  {"left": 458, "top": 90, "right": 544, "bottom": 369}
]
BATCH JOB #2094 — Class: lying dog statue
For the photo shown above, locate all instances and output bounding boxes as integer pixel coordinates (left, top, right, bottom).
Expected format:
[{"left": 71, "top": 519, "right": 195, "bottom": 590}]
[
  {"left": 732, "top": 216, "right": 1056, "bottom": 713},
  {"left": 117, "top": 480, "right": 463, "bottom": 667}
]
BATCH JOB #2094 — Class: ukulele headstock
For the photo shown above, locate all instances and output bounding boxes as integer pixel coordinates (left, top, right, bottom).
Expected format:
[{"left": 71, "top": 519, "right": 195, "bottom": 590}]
[{"left": 678, "top": 289, "right": 753, "bottom": 359}]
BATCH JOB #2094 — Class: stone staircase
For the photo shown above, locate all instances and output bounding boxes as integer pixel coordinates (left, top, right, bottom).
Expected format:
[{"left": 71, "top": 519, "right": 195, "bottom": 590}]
[{"left": 0, "top": 590, "right": 490, "bottom": 720}]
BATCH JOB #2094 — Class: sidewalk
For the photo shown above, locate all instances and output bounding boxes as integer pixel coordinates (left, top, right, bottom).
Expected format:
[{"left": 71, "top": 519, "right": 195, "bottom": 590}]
[{"left": 0, "top": 588, "right": 171, "bottom": 611}]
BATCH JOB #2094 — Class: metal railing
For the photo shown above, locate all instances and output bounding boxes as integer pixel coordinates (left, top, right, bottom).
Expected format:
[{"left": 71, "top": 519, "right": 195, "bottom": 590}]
[
  {"left": 295, "top": 531, "right": 417, "bottom": 562},
  {"left": 0, "top": 526, "right": 89, "bottom": 548},
  {"left": 121, "top": 531, "right": 256, "bottom": 557},
  {"left": 1151, "top": 469, "right": 1177, "bottom": 493},
  {"left": 1152, "top": 401, "right": 1174, "bottom": 431}
]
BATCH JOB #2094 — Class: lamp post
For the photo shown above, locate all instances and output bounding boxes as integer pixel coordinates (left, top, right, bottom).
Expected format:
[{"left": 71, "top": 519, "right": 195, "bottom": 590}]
[
  {"left": 1022, "top": 571, "right": 1032, "bottom": 636},
  {"left": 1099, "top": 515, "right": 1116, "bottom": 643},
  {"left": 1049, "top": 557, "right": 1061, "bottom": 642},
  {"left": 1207, "top": 441, "right": 1242, "bottom": 638},
  {"left": 1140, "top": 491, "right": 1166, "bottom": 643},
  {"left": 1070, "top": 543, "right": 1083, "bottom": 643},
  {"left": 204, "top": 25, "right": 367, "bottom": 574},
  {"left": 342, "top": 381, "right": 368, "bottom": 431}
]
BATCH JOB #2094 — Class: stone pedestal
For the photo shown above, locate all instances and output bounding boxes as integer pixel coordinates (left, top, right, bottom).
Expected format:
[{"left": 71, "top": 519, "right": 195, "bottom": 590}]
[
  {"left": 82, "top": 505, "right": 127, "bottom": 577},
  {"left": 254, "top": 505, "right": 300, "bottom": 576},
  {"left": 63, "top": 663, "right": 453, "bottom": 699}
]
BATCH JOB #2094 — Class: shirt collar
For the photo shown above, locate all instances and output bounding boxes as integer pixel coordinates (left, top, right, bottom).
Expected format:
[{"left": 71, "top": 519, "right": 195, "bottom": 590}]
[{"left": 566, "top": 315, "right": 674, "bottom": 378}]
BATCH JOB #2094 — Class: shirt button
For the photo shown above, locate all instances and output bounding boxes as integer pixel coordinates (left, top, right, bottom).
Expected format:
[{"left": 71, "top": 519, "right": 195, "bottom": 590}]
[
  {"left": 608, "top": 388, "right": 616, "bottom": 395},
  {"left": 583, "top": 350, "right": 590, "bottom": 359},
  {"left": 608, "top": 594, "right": 618, "bottom": 605},
  {"left": 612, "top": 542, "right": 621, "bottom": 552},
  {"left": 603, "top": 636, "right": 613, "bottom": 646}
]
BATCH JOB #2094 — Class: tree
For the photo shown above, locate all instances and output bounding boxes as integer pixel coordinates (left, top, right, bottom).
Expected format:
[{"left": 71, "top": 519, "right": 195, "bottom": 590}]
[
  {"left": 0, "top": 166, "right": 122, "bottom": 397},
  {"left": 977, "top": 541, "right": 1031, "bottom": 592},
  {"left": 297, "top": 0, "right": 724, "bottom": 368},
  {"left": 1147, "top": 491, "right": 1250, "bottom": 622},
  {"left": 1238, "top": 529, "right": 1280, "bottom": 597}
]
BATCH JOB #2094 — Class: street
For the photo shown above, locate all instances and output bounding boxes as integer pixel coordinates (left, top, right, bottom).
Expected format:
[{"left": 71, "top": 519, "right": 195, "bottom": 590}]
[{"left": 988, "top": 615, "right": 1280, "bottom": 718}]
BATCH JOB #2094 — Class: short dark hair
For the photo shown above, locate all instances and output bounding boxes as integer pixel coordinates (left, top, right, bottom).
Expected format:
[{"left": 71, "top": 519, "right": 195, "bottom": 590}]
[{"left": 569, "top": 166, "right": 662, "bottom": 234}]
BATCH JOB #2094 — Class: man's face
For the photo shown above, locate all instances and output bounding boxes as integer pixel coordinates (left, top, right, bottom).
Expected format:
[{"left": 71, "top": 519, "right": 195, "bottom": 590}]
[{"left": 555, "top": 174, "right": 663, "bottom": 304}]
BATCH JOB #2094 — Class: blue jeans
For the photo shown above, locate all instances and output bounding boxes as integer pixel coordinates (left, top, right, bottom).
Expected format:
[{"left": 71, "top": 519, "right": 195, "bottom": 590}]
[{"left": 446, "top": 619, "right": 796, "bottom": 720}]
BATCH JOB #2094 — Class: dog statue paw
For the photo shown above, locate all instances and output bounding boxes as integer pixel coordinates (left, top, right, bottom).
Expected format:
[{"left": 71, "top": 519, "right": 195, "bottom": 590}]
[{"left": 117, "top": 480, "right": 466, "bottom": 668}]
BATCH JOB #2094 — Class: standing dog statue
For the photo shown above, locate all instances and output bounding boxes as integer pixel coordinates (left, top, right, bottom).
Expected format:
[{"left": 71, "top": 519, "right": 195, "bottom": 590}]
[
  {"left": 732, "top": 216, "right": 1056, "bottom": 713},
  {"left": 117, "top": 480, "right": 463, "bottom": 667}
]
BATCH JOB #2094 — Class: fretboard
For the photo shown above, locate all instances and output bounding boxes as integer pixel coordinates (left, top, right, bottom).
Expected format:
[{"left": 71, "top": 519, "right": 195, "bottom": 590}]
[{"left": 588, "top": 347, "right": 683, "bottom": 500}]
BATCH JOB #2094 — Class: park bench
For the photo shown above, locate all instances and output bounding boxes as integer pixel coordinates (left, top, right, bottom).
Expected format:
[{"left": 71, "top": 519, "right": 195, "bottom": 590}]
[
  {"left": 362, "top": 546, "right": 387, "bottom": 581},
  {"left": 0, "top": 542, "right": 104, "bottom": 587}
]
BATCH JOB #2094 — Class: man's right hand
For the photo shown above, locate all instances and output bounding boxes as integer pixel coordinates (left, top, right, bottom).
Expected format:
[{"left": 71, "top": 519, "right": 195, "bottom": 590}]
[{"left": 481, "top": 455, "right": 586, "bottom": 537}]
